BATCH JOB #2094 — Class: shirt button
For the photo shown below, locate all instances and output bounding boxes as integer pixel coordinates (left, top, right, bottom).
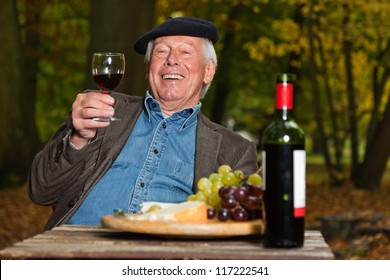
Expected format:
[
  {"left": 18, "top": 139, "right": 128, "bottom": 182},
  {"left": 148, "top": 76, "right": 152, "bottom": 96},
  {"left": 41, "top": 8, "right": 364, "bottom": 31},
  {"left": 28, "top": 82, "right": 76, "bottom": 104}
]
[
  {"left": 140, "top": 182, "right": 145, "bottom": 188},
  {"left": 162, "top": 123, "right": 167, "bottom": 129},
  {"left": 152, "top": 103, "right": 157, "bottom": 108},
  {"left": 68, "top": 199, "right": 75, "bottom": 208},
  {"left": 153, "top": 149, "right": 158, "bottom": 154}
]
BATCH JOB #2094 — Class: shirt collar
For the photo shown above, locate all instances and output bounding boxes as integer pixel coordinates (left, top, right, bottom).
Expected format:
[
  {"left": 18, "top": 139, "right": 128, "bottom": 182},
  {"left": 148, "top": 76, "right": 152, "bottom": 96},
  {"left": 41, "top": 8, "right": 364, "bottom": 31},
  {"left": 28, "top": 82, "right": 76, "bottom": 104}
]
[{"left": 144, "top": 91, "right": 201, "bottom": 129}]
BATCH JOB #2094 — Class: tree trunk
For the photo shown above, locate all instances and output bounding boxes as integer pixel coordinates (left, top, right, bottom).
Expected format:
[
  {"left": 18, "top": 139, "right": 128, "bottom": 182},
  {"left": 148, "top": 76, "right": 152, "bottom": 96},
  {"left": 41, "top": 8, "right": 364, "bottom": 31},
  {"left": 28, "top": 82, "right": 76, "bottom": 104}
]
[
  {"left": 0, "top": 0, "right": 42, "bottom": 186},
  {"left": 307, "top": 4, "right": 337, "bottom": 185},
  {"left": 210, "top": 26, "right": 234, "bottom": 124},
  {"left": 364, "top": 42, "right": 390, "bottom": 165},
  {"left": 342, "top": 4, "right": 359, "bottom": 181},
  {"left": 86, "top": 0, "right": 156, "bottom": 95},
  {"left": 317, "top": 34, "right": 344, "bottom": 176},
  {"left": 210, "top": 4, "right": 243, "bottom": 124},
  {"left": 356, "top": 41, "right": 390, "bottom": 189},
  {"left": 356, "top": 98, "right": 390, "bottom": 188}
]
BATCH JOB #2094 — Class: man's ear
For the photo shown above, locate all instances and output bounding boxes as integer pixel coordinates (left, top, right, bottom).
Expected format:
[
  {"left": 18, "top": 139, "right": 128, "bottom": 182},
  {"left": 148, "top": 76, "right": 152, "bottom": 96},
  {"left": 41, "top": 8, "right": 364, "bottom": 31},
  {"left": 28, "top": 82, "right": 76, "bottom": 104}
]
[{"left": 204, "top": 61, "right": 216, "bottom": 84}]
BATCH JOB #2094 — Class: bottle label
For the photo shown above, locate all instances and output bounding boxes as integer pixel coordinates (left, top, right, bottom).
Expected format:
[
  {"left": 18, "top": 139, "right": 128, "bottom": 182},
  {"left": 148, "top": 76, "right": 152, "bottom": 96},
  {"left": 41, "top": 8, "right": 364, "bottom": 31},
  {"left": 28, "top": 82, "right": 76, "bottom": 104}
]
[
  {"left": 276, "top": 83, "right": 293, "bottom": 109},
  {"left": 261, "top": 145, "right": 306, "bottom": 218},
  {"left": 293, "top": 150, "right": 306, "bottom": 217}
]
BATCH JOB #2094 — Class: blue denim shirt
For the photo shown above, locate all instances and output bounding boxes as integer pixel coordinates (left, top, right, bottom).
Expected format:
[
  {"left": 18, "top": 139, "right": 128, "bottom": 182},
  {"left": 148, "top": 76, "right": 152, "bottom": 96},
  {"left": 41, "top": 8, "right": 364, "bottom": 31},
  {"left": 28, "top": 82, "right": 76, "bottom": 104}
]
[{"left": 68, "top": 91, "right": 200, "bottom": 225}]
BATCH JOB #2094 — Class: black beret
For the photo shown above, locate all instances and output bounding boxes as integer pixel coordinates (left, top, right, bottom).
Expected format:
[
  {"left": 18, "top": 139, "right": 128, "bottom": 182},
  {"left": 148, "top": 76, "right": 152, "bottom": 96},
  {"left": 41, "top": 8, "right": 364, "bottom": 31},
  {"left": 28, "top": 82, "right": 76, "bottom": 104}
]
[{"left": 134, "top": 17, "right": 219, "bottom": 54}]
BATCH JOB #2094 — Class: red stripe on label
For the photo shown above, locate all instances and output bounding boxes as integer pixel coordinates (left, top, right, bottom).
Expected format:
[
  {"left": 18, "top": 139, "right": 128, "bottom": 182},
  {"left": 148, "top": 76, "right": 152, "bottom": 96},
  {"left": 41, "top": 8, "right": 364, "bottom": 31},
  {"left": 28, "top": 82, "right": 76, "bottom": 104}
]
[{"left": 294, "top": 207, "right": 305, "bottom": 218}]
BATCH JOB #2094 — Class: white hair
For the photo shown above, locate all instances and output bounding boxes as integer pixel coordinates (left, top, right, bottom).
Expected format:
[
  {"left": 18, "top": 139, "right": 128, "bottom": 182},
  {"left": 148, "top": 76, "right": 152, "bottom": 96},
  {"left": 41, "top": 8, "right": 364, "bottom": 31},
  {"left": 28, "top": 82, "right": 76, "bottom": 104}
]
[{"left": 144, "top": 38, "right": 218, "bottom": 98}]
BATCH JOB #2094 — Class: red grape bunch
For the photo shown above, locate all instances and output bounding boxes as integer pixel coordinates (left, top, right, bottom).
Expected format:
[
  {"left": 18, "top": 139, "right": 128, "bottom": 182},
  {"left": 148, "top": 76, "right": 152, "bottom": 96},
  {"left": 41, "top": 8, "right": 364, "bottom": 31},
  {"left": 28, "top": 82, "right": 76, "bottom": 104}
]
[{"left": 188, "top": 165, "right": 263, "bottom": 222}]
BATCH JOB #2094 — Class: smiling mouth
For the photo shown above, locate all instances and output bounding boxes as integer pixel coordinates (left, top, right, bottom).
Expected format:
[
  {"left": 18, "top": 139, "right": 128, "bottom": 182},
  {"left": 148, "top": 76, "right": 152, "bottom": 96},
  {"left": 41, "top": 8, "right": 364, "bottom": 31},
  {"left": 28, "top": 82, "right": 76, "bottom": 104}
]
[{"left": 162, "top": 74, "right": 184, "bottom": 80}]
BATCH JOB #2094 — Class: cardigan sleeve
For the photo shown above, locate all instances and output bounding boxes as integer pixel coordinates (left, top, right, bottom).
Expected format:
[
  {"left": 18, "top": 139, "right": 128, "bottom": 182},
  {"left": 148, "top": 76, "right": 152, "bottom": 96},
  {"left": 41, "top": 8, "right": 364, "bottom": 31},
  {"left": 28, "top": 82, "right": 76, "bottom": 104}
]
[{"left": 28, "top": 113, "right": 102, "bottom": 206}]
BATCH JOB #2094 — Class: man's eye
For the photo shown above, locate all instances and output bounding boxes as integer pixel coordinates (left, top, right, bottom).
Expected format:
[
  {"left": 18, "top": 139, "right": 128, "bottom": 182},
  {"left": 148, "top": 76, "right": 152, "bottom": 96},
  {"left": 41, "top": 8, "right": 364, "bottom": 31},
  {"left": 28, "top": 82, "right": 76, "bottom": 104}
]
[{"left": 155, "top": 49, "right": 168, "bottom": 55}]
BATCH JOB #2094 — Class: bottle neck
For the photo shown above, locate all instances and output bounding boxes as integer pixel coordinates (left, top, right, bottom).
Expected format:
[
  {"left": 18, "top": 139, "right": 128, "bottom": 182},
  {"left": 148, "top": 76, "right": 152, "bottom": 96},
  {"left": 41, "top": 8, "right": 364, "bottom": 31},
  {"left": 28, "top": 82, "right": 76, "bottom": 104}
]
[
  {"left": 275, "top": 82, "right": 294, "bottom": 120},
  {"left": 275, "top": 108, "right": 292, "bottom": 120}
]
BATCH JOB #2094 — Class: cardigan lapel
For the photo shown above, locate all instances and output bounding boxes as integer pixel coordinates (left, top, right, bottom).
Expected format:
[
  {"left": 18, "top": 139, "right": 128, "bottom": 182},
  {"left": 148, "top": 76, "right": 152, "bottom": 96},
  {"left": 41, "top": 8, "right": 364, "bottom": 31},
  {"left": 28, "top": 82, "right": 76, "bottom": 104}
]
[
  {"left": 193, "top": 113, "right": 222, "bottom": 191},
  {"left": 97, "top": 94, "right": 143, "bottom": 165},
  {"left": 83, "top": 94, "right": 144, "bottom": 194}
]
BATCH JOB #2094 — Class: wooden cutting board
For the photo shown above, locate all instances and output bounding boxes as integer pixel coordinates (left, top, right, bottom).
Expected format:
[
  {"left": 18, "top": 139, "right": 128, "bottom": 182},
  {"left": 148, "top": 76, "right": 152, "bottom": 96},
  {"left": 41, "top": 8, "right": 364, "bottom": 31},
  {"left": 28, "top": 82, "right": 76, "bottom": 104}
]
[{"left": 101, "top": 215, "right": 264, "bottom": 238}]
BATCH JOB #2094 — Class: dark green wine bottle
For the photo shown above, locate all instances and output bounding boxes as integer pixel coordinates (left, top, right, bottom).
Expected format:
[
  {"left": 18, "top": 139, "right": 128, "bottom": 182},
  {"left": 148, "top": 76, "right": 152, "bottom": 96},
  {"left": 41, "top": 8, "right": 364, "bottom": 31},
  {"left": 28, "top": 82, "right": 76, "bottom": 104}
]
[{"left": 261, "top": 73, "right": 306, "bottom": 248}]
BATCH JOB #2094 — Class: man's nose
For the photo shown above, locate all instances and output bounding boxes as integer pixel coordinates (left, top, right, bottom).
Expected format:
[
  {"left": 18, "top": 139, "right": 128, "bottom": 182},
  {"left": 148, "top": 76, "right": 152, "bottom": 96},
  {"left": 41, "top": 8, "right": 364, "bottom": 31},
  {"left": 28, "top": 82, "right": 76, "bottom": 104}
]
[{"left": 165, "top": 51, "right": 180, "bottom": 66}]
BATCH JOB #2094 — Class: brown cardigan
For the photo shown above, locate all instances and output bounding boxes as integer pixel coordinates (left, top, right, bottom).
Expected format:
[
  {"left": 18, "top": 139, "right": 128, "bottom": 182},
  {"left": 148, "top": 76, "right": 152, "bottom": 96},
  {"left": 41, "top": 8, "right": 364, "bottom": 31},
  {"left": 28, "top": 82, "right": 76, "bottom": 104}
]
[{"left": 28, "top": 92, "right": 258, "bottom": 230}]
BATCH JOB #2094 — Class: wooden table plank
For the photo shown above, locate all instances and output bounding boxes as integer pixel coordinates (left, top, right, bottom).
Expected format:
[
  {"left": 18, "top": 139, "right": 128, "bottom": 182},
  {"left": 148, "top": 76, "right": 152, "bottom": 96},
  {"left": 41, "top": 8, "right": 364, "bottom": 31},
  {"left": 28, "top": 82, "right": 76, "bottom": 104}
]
[{"left": 0, "top": 225, "right": 334, "bottom": 260}]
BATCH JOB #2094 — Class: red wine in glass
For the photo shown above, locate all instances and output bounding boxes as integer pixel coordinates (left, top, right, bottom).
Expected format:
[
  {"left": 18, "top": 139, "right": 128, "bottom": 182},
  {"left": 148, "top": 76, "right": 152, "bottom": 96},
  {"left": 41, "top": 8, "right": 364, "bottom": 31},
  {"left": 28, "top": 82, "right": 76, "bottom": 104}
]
[
  {"left": 92, "top": 52, "right": 125, "bottom": 121},
  {"left": 93, "top": 73, "right": 124, "bottom": 93}
]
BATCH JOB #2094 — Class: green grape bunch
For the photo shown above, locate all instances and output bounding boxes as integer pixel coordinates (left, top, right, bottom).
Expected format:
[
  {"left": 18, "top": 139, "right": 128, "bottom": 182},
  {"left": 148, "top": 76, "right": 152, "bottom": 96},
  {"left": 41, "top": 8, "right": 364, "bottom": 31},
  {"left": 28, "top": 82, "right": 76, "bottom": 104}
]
[{"left": 188, "top": 165, "right": 263, "bottom": 222}]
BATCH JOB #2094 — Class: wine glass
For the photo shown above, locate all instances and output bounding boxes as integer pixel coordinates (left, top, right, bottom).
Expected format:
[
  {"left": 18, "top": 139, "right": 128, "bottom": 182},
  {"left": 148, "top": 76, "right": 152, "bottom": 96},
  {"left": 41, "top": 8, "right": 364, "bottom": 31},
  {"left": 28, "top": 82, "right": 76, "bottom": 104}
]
[{"left": 92, "top": 52, "right": 125, "bottom": 121}]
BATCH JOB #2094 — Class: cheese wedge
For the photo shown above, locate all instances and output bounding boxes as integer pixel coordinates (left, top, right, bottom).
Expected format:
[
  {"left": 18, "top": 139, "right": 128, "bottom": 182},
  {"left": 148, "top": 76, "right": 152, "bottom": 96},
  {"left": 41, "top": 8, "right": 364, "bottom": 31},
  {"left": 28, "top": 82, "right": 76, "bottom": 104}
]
[
  {"left": 127, "top": 201, "right": 207, "bottom": 223},
  {"left": 140, "top": 202, "right": 177, "bottom": 214}
]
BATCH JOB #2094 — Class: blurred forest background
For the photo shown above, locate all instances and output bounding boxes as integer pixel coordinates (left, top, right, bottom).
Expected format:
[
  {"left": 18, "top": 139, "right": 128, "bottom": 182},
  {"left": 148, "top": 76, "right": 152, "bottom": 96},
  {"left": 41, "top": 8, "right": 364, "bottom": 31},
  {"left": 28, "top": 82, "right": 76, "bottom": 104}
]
[
  {"left": 1, "top": 0, "right": 390, "bottom": 259},
  {"left": 1, "top": 0, "right": 389, "bottom": 189}
]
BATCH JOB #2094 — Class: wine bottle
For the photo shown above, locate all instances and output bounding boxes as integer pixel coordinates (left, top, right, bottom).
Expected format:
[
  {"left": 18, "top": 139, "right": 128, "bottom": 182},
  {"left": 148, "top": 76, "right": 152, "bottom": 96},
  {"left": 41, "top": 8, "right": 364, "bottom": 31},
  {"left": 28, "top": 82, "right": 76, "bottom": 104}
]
[{"left": 261, "top": 73, "right": 306, "bottom": 248}]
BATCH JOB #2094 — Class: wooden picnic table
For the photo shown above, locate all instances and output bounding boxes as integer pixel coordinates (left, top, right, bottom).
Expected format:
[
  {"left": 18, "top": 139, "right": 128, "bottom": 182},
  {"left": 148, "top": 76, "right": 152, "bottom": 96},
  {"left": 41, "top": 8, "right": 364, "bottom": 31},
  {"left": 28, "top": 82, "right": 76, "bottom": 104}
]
[{"left": 0, "top": 225, "right": 334, "bottom": 260}]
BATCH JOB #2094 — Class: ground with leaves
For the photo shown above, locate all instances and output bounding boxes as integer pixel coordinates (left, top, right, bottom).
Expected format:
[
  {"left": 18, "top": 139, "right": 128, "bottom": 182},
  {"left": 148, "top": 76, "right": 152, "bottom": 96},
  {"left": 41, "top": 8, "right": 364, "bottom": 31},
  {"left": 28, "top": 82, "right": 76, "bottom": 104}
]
[{"left": 1, "top": 164, "right": 389, "bottom": 259}]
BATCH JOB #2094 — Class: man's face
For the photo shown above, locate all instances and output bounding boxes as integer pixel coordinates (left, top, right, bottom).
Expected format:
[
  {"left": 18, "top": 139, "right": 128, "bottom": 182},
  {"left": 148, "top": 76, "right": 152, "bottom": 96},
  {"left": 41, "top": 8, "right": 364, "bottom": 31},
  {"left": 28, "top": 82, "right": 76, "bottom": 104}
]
[{"left": 147, "top": 36, "right": 215, "bottom": 115}]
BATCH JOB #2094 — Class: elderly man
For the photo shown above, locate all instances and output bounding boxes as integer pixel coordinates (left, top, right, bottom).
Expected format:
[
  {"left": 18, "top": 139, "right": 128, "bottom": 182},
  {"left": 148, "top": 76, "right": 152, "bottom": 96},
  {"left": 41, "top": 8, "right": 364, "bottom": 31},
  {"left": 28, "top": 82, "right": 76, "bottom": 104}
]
[{"left": 28, "top": 17, "right": 258, "bottom": 229}]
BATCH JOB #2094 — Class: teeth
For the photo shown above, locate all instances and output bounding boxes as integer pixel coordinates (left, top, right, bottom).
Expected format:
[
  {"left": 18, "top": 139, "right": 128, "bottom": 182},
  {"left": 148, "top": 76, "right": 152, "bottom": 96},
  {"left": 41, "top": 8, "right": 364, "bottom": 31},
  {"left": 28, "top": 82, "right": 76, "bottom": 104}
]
[{"left": 162, "top": 74, "right": 184, "bottom": 80}]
